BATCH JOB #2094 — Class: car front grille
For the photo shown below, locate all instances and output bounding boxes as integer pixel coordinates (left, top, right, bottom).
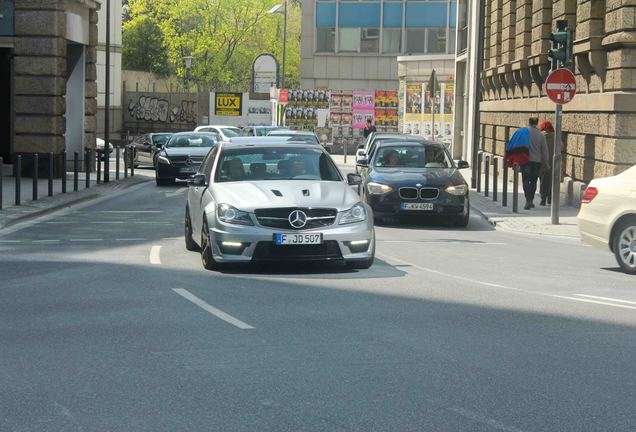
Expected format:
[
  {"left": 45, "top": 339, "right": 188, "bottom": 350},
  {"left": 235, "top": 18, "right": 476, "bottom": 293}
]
[
  {"left": 254, "top": 208, "right": 337, "bottom": 230},
  {"left": 169, "top": 155, "right": 205, "bottom": 168},
  {"left": 252, "top": 241, "right": 342, "bottom": 261},
  {"left": 419, "top": 188, "right": 440, "bottom": 199},
  {"left": 399, "top": 187, "right": 418, "bottom": 199}
]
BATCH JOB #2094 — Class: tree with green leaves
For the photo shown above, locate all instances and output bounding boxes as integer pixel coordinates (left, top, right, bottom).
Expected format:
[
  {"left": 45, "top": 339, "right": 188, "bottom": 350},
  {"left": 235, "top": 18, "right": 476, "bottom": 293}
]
[
  {"left": 124, "top": 0, "right": 300, "bottom": 91},
  {"left": 122, "top": 15, "right": 172, "bottom": 76}
]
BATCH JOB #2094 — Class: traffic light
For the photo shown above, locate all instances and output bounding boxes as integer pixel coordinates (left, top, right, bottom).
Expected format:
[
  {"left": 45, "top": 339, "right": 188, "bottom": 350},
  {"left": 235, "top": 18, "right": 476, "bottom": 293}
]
[{"left": 548, "top": 20, "right": 573, "bottom": 69}]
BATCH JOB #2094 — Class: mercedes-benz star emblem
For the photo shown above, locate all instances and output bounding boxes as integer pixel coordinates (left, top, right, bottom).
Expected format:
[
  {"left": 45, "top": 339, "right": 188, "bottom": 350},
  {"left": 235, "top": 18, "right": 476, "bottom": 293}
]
[
  {"left": 288, "top": 210, "right": 308, "bottom": 229},
  {"left": 185, "top": 157, "right": 194, "bottom": 167}
]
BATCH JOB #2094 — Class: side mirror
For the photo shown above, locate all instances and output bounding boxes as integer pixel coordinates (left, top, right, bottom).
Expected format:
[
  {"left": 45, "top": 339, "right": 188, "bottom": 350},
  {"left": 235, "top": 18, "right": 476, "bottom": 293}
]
[
  {"left": 187, "top": 173, "right": 207, "bottom": 187},
  {"left": 356, "top": 159, "right": 368, "bottom": 168},
  {"left": 457, "top": 160, "right": 470, "bottom": 169},
  {"left": 347, "top": 173, "right": 363, "bottom": 185}
]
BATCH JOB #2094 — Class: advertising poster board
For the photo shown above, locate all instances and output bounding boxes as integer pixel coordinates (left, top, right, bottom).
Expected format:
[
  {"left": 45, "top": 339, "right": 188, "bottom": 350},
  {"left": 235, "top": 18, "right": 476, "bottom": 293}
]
[{"left": 215, "top": 92, "right": 243, "bottom": 116}]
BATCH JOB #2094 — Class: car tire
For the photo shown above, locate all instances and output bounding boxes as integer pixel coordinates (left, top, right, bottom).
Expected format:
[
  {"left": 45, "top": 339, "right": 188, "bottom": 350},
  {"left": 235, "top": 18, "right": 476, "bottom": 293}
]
[
  {"left": 612, "top": 218, "right": 636, "bottom": 275},
  {"left": 156, "top": 177, "right": 174, "bottom": 186},
  {"left": 201, "top": 219, "right": 220, "bottom": 271},
  {"left": 346, "top": 256, "right": 374, "bottom": 270},
  {"left": 184, "top": 206, "right": 199, "bottom": 252},
  {"left": 454, "top": 208, "right": 470, "bottom": 228}
]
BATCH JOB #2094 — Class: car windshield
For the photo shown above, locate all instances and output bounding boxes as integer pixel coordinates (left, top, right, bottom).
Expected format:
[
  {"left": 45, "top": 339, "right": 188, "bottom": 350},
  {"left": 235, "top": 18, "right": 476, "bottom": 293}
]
[
  {"left": 257, "top": 127, "right": 285, "bottom": 136},
  {"left": 220, "top": 127, "right": 241, "bottom": 137},
  {"left": 152, "top": 134, "right": 172, "bottom": 145},
  {"left": 166, "top": 134, "right": 217, "bottom": 148},
  {"left": 215, "top": 147, "right": 342, "bottom": 182},
  {"left": 374, "top": 144, "right": 453, "bottom": 169}
]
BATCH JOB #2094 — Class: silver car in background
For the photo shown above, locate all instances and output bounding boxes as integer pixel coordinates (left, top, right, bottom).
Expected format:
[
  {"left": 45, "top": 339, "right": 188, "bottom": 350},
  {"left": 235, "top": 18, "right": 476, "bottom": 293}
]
[{"left": 184, "top": 141, "right": 375, "bottom": 271}]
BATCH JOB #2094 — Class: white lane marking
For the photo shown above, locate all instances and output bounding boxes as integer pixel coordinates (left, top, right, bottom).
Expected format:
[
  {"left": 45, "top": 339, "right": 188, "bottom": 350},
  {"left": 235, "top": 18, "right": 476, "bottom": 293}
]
[
  {"left": 165, "top": 188, "right": 187, "bottom": 198},
  {"left": 45, "top": 221, "right": 75, "bottom": 224},
  {"left": 379, "top": 252, "right": 636, "bottom": 313},
  {"left": 115, "top": 238, "right": 147, "bottom": 241},
  {"left": 553, "top": 296, "right": 636, "bottom": 311},
  {"left": 88, "top": 221, "right": 125, "bottom": 224},
  {"left": 31, "top": 240, "right": 61, "bottom": 244},
  {"left": 150, "top": 245, "right": 162, "bottom": 265},
  {"left": 380, "top": 240, "right": 507, "bottom": 245},
  {"left": 576, "top": 294, "right": 636, "bottom": 306},
  {"left": 172, "top": 289, "right": 255, "bottom": 330},
  {"left": 69, "top": 238, "right": 102, "bottom": 242},
  {"left": 101, "top": 210, "right": 163, "bottom": 213},
  {"left": 0, "top": 240, "right": 23, "bottom": 243}
]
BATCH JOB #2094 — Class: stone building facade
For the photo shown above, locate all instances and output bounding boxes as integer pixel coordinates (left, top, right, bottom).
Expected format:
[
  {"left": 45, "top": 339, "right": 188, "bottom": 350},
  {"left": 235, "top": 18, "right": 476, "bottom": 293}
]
[
  {"left": 0, "top": 0, "right": 100, "bottom": 173},
  {"left": 477, "top": 0, "right": 636, "bottom": 182}
]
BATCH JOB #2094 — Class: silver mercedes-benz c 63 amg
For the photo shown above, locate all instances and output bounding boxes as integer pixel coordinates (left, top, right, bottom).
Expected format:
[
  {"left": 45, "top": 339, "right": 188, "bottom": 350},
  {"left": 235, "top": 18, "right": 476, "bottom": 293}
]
[{"left": 184, "top": 140, "right": 375, "bottom": 271}]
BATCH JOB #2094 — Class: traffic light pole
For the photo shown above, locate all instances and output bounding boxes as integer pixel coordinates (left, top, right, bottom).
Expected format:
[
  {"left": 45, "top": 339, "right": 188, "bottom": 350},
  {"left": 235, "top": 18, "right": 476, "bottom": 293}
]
[{"left": 551, "top": 104, "right": 562, "bottom": 225}]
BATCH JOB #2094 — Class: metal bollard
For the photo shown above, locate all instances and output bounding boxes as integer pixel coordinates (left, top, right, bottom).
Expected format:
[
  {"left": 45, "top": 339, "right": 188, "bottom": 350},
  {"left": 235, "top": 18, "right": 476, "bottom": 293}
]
[
  {"left": 0, "top": 157, "right": 3, "bottom": 210},
  {"left": 492, "top": 157, "right": 498, "bottom": 202},
  {"left": 15, "top": 155, "right": 22, "bottom": 205},
  {"left": 32, "top": 153, "right": 39, "bottom": 201},
  {"left": 61, "top": 151, "right": 67, "bottom": 193},
  {"left": 85, "top": 149, "right": 90, "bottom": 189},
  {"left": 73, "top": 152, "right": 79, "bottom": 192},
  {"left": 123, "top": 146, "right": 128, "bottom": 178},
  {"left": 476, "top": 152, "right": 483, "bottom": 193},
  {"left": 115, "top": 146, "right": 120, "bottom": 180},
  {"left": 512, "top": 163, "right": 520, "bottom": 213},
  {"left": 48, "top": 152, "right": 54, "bottom": 197},
  {"left": 130, "top": 146, "right": 135, "bottom": 177},
  {"left": 96, "top": 150, "right": 102, "bottom": 184},
  {"left": 502, "top": 159, "right": 508, "bottom": 207},
  {"left": 484, "top": 156, "right": 490, "bottom": 197}
]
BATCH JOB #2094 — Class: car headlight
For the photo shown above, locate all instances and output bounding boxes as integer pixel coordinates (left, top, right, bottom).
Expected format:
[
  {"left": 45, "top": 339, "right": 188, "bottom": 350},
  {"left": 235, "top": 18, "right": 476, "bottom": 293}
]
[
  {"left": 340, "top": 203, "right": 367, "bottom": 225},
  {"left": 157, "top": 155, "right": 171, "bottom": 165},
  {"left": 367, "top": 182, "right": 393, "bottom": 195},
  {"left": 217, "top": 204, "right": 253, "bottom": 226},
  {"left": 446, "top": 184, "right": 467, "bottom": 196}
]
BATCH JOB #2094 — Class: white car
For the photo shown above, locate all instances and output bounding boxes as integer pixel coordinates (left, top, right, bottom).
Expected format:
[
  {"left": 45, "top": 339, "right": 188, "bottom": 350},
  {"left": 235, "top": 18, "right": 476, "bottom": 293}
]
[
  {"left": 193, "top": 125, "right": 241, "bottom": 142},
  {"left": 96, "top": 137, "right": 114, "bottom": 154},
  {"left": 577, "top": 165, "right": 636, "bottom": 274}
]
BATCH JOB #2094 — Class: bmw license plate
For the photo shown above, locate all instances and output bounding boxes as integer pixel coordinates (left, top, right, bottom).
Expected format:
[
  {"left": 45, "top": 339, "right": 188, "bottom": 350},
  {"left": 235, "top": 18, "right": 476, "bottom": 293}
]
[
  {"left": 180, "top": 167, "right": 196, "bottom": 173},
  {"left": 401, "top": 202, "right": 434, "bottom": 211},
  {"left": 274, "top": 233, "right": 323, "bottom": 245}
]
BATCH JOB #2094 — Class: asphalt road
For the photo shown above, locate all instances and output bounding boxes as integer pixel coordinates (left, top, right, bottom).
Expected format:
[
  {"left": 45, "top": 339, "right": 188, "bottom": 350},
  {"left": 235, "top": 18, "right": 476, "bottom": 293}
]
[{"left": 1, "top": 170, "right": 635, "bottom": 432}]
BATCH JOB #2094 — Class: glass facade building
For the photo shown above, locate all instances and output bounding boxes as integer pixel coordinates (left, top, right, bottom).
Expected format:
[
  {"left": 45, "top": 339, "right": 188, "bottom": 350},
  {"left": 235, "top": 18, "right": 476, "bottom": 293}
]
[{"left": 315, "top": 0, "right": 457, "bottom": 56}]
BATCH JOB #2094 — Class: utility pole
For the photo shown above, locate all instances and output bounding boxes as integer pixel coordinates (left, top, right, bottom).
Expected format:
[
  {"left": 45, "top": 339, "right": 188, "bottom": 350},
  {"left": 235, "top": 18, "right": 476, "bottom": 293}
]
[
  {"left": 104, "top": 0, "right": 111, "bottom": 182},
  {"left": 429, "top": 69, "right": 436, "bottom": 140}
]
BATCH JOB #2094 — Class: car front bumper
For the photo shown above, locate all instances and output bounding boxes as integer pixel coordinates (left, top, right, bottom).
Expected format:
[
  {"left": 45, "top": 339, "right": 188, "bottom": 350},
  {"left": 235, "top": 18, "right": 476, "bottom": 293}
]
[
  {"left": 366, "top": 192, "right": 468, "bottom": 219},
  {"left": 206, "top": 215, "right": 375, "bottom": 264},
  {"left": 156, "top": 162, "right": 200, "bottom": 180}
]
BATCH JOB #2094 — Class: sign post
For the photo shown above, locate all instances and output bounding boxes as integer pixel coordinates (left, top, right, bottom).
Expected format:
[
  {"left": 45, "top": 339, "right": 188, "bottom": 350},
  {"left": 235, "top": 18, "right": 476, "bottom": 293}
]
[{"left": 545, "top": 67, "right": 576, "bottom": 225}]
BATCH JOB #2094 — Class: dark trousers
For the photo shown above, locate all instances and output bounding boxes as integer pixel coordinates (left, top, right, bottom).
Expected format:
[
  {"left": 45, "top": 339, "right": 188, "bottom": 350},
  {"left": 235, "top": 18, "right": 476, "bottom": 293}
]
[
  {"left": 540, "top": 169, "right": 552, "bottom": 202},
  {"left": 521, "top": 162, "right": 542, "bottom": 203}
]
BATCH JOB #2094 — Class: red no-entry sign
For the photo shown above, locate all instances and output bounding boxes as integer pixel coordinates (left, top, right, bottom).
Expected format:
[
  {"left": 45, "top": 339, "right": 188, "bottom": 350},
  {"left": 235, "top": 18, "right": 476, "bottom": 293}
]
[{"left": 546, "top": 69, "right": 576, "bottom": 104}]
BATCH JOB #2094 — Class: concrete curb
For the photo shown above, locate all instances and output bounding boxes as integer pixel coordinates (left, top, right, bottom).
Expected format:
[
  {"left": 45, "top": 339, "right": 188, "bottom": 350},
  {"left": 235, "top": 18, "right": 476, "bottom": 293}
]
[{"left": 0, "top": 176, "right": 150, "bottom": 231}]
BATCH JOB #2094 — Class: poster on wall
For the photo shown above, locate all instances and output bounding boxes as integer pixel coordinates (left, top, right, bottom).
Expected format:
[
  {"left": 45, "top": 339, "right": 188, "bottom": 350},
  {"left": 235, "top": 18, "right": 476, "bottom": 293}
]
[
  {"left": 375, "top": 91, "right": 399, "bottom": 132},
  {"left": 284, "top": 89, "right": 330, "bottom": 128},
  {"left": 330, "top": 90, "right": 355, "bottom": 152},
  {"left": 398, "top": 80, "right": 405, "bottom": 132},
  {"left": 352, "top": 90, "right": 375, "bottom": 129}
]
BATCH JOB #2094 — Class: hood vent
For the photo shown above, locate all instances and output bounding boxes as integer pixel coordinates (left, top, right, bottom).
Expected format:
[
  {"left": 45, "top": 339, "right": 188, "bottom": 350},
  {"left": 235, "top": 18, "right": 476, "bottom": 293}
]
[
  {"left": 302, "top": 189, "right": 310, "bottom": 197},
  {"left": 271, "top": 189, "right": 283, "bottom": 197}
]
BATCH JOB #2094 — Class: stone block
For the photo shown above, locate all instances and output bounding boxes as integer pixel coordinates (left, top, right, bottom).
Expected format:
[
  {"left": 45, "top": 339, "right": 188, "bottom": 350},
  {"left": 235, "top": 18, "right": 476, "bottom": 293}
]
[
  {"left": 605, "top": 8, "right": 636, "bottom": 32},
  {"left": 532, "top": 9, "right": 552, "bottom": 26},
  {"left": 14, "top": 10, "right": 65, "bottom": 37},
  {"left": 84, "top": 115, "right": 96, "bottom": 133},
  {"left": 553, "top": 0, "right": 577, "bottom": 18},
  {"left": 85, "top": 63, "right": 97, "bottom": 81},
  {"left": 14, "top": 56, "right": 65, "bottom": 77},
  {"left": 14, "top": 95, "right": 65, "bottom": 116},
  {"left": 14, "top": 37, "right": 66, "bottom": 57},
  {"left": 608, "top": 113, "right": 636, "bottom": 137},
  {"left": 14, "top": 115, "right": 65, "bottom": 135},
  {"left": 14, "top": 76, "right": 66, "bottom": 96},
  {"left": 532, "top": 0, "right": 553, "bottom": 14},
  {"left": 85, "top": 98, "right": 97, "bottom": 116},
  {"left": 13, "top": 134, "right": 65, "bottom": 154},
  {"left": 85, "top": 46, "right": 97, "bottom": 64},
  {"left": 484, "top": 124, "right": 495, "bottom": 139},
  {"left": 85, "top": 82, "right": 97, "bottom": 99},
  {"left": 577, "top": 1, "right": 606, "bottom": 22},
  {"left": 576, "top": 19, "right": 604, "bottom": 39}
]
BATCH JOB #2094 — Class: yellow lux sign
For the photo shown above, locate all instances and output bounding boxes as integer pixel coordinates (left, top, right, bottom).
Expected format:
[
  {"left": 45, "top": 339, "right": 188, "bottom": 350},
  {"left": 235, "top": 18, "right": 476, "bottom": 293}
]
[{"left": 215, "top": 92, "right": 243, "bottom": 116}]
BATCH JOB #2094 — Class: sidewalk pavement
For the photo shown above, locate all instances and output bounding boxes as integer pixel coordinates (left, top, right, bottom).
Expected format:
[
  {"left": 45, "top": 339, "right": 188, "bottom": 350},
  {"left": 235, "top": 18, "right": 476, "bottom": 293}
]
[
  {"left": 1, "top": 161, "right": 151, "bottom": 230},
  {"left": 331, "top": 153, "right": 580, "bottom": 238}
]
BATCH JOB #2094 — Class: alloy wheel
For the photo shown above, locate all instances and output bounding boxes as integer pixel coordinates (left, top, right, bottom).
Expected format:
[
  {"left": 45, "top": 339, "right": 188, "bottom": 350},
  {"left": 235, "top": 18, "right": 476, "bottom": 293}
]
[{"left": 617, "top": 225, "right": 636, "bottom": 270}]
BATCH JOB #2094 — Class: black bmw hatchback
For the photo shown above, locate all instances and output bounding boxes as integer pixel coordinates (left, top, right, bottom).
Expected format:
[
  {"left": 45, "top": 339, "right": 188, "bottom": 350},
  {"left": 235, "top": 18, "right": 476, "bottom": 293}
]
[{"left": 357, "top": 140, "right": 471, "bottom": 226}]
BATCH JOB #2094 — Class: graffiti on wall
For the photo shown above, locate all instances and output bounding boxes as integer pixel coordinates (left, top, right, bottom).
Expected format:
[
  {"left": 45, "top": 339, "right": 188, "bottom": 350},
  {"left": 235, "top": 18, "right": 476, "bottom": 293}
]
[{"left": 126, "top": 95, "right": 197, "bottom": 124}]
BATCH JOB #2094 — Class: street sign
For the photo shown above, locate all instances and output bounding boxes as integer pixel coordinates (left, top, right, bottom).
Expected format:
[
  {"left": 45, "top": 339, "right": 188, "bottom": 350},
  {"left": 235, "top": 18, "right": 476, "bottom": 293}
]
[
  {"left": 214, "top": 92, "right": 243, "bottom": 116},
  {"left": 252, "top": 54, "right": 279, "bottom": 94},
  {"left": 546, "top": 68, "right": 576, "bottom": 104},
  {"left": 279, "top": 88, "right": 288, "bottom": 104}
]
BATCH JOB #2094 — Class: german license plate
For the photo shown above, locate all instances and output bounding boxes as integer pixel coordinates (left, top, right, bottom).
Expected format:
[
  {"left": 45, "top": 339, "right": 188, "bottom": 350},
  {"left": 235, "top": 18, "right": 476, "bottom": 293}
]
[
  {"left": 274, "top": 233, "right": 323, "bottom": 245},
  {"left": 401, "top": 202, "right": 434, "bottom": 210},
  {"left": 180, "top": 167, "right": 196, "bottom": 173}
]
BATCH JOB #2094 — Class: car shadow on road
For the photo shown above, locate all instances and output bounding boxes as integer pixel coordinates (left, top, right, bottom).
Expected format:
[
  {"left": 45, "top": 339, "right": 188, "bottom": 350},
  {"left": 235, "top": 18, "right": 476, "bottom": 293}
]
[{"left": 375, "top": 215, "right": 495, "bottom": 232}]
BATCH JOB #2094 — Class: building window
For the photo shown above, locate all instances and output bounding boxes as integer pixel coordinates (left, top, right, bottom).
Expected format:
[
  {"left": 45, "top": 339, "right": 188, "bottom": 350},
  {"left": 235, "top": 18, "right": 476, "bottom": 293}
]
[
  {"left": 361, "top": 28, "right": 380, "bottom": 53},
  {"left": 382, "top": 28, "right": 402, "bottom": 53},
  {"left": 316, "top": 27, "right": 336, "bottom": 52},
  {"left": 406, "top": 28, "right": 426, "bottom": 54},
  {"left": 338, "top": 28, "right": 361, "bottom": 52},
  {"left": 427, "top": 28, "right": 446, "bottom": 53}
]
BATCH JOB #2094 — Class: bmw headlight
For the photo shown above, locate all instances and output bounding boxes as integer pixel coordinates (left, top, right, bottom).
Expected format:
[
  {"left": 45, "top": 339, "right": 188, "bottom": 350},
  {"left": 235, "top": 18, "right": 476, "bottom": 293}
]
[
  {"left": 446, "top": 184, "right": 468, "bottom": 196},
  {"left": 217, "top": 204, "right": 253, "bottom": 226},
  {"left": 340, "top": 203, "right": 367, "bottom": 225},
  {"left": 367, "top": 182, "right": 393, "bottom": 195},
  {"left": 157, "top": 155, "right": 171, "bottom": 165}
]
